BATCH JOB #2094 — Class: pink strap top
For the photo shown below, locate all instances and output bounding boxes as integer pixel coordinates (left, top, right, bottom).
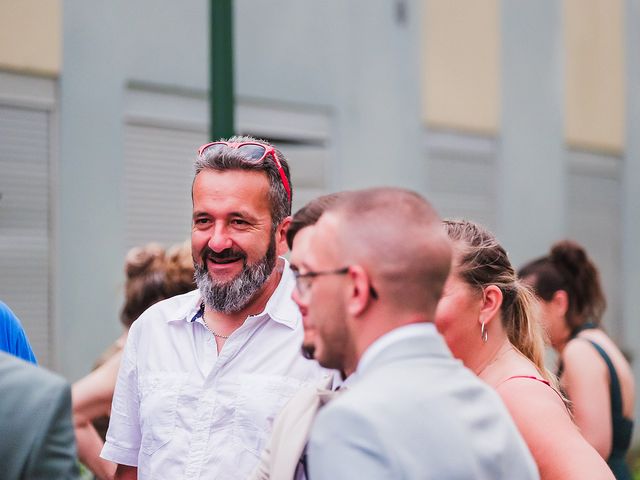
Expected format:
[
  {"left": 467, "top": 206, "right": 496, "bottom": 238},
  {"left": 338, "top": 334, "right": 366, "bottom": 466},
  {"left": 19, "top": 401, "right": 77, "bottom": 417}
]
[
  {"left": 505, "top": 375, "right": 551, "bottom": 387},
  {"left": 501, "top": 375, "right": 567, "bottom": 407}
]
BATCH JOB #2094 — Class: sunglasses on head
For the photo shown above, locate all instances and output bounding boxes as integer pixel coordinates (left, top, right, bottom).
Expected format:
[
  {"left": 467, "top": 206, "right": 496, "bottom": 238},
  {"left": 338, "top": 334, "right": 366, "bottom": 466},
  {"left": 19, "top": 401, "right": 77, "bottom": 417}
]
[{"left": 198, "top": 141, "right": 291, "bottom": 203}]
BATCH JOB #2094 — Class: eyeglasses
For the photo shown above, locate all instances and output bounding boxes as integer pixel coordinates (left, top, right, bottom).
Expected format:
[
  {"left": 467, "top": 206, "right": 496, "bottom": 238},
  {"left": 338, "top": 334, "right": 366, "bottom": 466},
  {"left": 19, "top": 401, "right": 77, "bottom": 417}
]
[
  {"left": 293, "top": 266, "right": 379, "bottom": 300},
  {"left": 198, "top": 141, "right": 291, "bottom": 203}
]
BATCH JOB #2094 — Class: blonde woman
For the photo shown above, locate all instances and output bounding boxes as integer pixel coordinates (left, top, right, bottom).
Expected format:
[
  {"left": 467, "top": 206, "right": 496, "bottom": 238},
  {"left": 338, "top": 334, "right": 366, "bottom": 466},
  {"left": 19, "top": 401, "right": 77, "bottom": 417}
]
[{"left": 435, "top": 220, "right": 613, "bottom": 480}]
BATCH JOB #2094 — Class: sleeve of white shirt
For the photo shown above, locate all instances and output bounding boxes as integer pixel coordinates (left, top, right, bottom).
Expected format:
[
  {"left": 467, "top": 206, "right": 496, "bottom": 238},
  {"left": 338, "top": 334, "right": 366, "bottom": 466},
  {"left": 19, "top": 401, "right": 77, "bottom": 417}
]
[{"left": 100, "top": 320, "right": 141, "bottom": 466}]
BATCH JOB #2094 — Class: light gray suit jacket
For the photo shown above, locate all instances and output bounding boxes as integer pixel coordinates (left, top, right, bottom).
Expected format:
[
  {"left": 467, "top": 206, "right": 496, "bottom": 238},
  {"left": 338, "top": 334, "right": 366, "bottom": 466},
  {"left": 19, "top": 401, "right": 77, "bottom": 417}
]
[
  {"left": 0, "top": 351, "right": 79, "bottom": 480},
  {"left": 307, "top": 324, "right": 540, "bottom": 480},
  {"left": 249, "top": 375, "right": 335, "bottom": 480}
]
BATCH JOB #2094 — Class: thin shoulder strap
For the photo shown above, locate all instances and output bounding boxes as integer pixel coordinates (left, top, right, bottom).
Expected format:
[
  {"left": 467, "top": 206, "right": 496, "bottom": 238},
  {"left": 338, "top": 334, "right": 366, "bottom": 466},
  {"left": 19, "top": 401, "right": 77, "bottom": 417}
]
[
  {"left": 584, "top": 340, "right": 623, "bottom": 417},
  {"left": 502, "top": 375, "right": 567, "bottom": 406}
]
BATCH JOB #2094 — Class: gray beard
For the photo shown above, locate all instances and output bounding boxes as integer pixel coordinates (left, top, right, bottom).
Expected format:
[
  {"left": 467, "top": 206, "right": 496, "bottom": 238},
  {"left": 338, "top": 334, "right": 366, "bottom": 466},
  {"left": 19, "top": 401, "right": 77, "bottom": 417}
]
[{"left": 194, "top": 236, "right": 277, "bottom": 314}]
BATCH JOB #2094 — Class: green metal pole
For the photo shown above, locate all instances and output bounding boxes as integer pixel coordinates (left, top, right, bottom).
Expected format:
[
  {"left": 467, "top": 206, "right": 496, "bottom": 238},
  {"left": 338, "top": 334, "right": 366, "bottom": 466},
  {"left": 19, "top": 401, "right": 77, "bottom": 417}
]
[{"left": 210, "top": 0, "right": 234, "bottom": 140}]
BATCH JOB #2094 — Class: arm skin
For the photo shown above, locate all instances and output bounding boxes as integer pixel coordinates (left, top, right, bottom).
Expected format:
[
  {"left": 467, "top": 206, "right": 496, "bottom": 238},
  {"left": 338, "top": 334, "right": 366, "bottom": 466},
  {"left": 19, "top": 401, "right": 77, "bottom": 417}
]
[
  {"left": 561, "top": 340, "right": 613, "bottom": 460},
  {"left": 72, "top": 350, "right": 123, "bottom": 480},
  {"left": 496, "top": 378, "right": 614, "bottom": 480},
  {"left": 114, "top": 464, "right": 138, "bottom": 480}
]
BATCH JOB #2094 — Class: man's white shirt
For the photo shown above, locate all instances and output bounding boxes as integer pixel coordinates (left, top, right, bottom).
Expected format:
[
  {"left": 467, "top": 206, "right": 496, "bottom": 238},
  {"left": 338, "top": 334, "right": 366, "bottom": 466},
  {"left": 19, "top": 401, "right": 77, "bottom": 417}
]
[{"left": 101, "top": 259, "right": 332, "bottom": 480}]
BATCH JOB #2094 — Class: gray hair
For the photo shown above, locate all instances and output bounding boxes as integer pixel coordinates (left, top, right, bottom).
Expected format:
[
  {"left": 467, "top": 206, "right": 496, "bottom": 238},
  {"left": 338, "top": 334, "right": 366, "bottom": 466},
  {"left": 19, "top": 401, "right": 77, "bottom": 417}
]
[{"left": 193, "top": 135, "right": 292, "bottom": 226}]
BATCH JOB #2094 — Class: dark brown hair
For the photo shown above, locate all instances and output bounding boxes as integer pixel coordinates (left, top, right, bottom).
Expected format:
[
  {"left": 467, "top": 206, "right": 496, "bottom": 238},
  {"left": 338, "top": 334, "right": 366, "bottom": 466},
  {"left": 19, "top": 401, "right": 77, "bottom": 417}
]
[
  {"left": 164, "top": 240, "right": 197, "bottom": 298},
  {"left": 120, "top": 244, "right": 166, "bottom": 328},
  {"left": 286, "top": 193, "right": 344, "bottom": 249},
  {"left": 120, "top": 241, "right": 196, "bottom": 328},
  {"left": 519, "top": 240, "right": 606, "bottom": 332}
]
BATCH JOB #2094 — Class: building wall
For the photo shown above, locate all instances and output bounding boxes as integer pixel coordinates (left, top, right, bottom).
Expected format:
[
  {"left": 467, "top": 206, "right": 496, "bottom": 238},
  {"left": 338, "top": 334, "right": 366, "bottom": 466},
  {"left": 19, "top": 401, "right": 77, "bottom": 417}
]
[
  {"left": 1, "top": 2, "right": 638, "bottom": 444},
  {"left": 0, "top": 0, "right": 61, "bottom": 75},
  {"left": 0, "top": 1, "right": 59, "bottom": 367}
]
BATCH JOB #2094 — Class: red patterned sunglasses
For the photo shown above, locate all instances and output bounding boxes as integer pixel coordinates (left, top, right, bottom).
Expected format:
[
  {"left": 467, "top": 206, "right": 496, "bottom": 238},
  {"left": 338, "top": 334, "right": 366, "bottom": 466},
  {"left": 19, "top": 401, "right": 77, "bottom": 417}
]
[{"left": 198, "top": 141, "right": 291, "bottom": 203}]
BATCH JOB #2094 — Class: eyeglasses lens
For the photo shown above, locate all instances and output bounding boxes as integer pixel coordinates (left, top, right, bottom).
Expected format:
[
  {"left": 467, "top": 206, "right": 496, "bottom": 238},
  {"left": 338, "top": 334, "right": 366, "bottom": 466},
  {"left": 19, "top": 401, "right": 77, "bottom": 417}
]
[
  {"left": 294, "top": 276, "right": 309, "bottom": 297},
  {"left": 236, "top": 144, "right": 267, "bottom": 162},
  {"left": 200, "top": 143, "right": 226, "bottom": 157}
]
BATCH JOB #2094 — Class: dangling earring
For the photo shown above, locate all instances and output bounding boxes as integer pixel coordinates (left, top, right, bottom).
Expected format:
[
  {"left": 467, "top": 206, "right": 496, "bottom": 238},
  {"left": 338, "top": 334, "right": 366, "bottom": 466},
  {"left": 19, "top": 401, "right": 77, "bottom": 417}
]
[{"left": 481, "top": 322, "right": 488, "bottom": 343}]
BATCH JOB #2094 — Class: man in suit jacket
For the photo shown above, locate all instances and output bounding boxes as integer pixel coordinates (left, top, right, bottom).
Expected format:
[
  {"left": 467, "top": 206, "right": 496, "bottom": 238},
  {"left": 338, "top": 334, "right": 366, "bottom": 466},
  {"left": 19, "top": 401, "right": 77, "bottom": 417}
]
[
  {"left": 0, "top": 351, "right": 79, "bottom": 479},
  {"left": 294, "top": 187, "right": 539, "bottom": 479}
]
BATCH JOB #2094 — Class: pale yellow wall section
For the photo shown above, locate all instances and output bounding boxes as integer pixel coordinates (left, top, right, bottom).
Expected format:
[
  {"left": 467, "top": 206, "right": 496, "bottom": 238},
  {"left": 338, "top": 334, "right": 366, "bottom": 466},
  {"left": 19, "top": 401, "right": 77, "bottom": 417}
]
[
  {"left": 0, "top": 0, "right": 61, "bottom": 75},
  {"left": 564, "top": 0, "right": 624, "bottom": 153},
  {"left": 422, "top": 0, "right": 500, "bottom": 134}
]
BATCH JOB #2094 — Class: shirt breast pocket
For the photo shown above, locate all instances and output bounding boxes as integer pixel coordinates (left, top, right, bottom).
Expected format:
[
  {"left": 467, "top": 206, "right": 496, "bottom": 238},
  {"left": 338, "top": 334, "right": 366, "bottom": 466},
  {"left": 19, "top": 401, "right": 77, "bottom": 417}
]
[
  {"left": 139, "top": 373, "right": 185, "bottom": 456},
  {"left": 232, "top": 374, "right": 303, "bottom": 456}
]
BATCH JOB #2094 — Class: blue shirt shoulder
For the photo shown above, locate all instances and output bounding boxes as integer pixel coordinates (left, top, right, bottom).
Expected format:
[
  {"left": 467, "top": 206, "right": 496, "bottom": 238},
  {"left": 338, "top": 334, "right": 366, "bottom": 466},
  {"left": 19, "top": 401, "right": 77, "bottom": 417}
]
[{"left": 0, "top": 301, "right": 37, "bottom": 364}]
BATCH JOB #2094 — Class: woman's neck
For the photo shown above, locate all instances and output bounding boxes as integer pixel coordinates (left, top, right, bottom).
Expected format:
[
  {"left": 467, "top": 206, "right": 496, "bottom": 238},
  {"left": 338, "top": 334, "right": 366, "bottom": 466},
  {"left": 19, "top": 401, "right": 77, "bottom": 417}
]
[{"left": 474, "top": 337, "right": 513, "bottom": 378}]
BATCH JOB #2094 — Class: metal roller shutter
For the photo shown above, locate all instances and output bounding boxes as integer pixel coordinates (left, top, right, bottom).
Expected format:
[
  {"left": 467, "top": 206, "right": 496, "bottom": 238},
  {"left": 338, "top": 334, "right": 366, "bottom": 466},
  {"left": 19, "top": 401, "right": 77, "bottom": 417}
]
[
  {"left": 0, "top": 104, "right": 52, "bottom": 366},
  {"left": 124, "top": 123, "right": 205, "bottom": 249}
]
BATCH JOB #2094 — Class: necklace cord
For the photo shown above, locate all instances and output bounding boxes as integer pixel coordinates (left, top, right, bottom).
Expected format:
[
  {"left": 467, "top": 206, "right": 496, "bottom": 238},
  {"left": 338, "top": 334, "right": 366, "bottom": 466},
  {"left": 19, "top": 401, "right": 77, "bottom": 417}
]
[{"left": 200, "top": 302, "right": 230, "bottom": 339}]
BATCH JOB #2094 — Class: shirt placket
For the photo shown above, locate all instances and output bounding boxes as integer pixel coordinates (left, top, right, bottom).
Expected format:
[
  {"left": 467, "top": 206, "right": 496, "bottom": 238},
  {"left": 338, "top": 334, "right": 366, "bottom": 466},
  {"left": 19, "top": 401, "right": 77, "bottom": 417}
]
[
  {"left": 182, "top": 324, "right": 250, "bottom": 479},
  {"left": 183, "top": 388, "right": 217, "bottom": 479}
]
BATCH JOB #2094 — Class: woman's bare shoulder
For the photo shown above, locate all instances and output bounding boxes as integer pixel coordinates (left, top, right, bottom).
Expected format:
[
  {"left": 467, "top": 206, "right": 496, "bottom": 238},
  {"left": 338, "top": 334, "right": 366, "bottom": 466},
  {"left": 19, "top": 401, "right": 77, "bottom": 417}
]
[{"left": 496, "top": 378, "right": 613, "bottom": 480}]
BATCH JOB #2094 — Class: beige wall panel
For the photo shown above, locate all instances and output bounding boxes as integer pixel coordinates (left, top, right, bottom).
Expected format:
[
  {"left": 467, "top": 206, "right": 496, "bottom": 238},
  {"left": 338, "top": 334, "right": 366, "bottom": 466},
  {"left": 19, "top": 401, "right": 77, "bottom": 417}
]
[
  {"left": 0, "top": 0, "right": 61, "bottom": 75},
  {"left": 422, "top": 0, "right": 500, "bottom": 134},
  {"left": 565, "top": 0, "right": 624, "bottom": 153}
]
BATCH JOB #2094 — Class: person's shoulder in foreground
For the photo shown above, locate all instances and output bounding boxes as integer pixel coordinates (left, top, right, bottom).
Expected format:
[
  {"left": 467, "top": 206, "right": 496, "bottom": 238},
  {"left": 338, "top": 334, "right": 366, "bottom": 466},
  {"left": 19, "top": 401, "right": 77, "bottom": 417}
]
[
  {"left": 0, "top": 351, "right": 78, "bottom": 480},
  {"left": 308, "top": 324, "right": 539, "bottom": 480},
  {"left": 0, "top": 300, "right": 37, "bottom": 363}
]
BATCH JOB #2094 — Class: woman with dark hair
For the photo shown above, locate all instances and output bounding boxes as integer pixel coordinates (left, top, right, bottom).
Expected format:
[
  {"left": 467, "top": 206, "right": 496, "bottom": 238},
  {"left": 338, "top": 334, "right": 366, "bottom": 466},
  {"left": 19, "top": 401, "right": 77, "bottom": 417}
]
[
  {"left": 72, "top": 242, "right": 196, "bottom": 480},
  {"left": 436, "top": 220, "right": 613, "bottom": 479},
  {"left": 520, "top": 240, "right": 634, "bottom": 479}
]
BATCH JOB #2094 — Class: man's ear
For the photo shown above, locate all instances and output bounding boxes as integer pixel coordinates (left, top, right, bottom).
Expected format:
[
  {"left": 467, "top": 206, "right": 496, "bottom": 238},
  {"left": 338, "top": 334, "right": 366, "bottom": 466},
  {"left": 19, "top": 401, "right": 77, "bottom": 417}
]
[
  {"left": 275, "top": 216, "right": 292, "bottom": 256},
  {"left": 346, "top": 265, "right": 375, "bottom": 317},
  {"left": 478, "top": 285, "right": 503, "bottom": 327}
]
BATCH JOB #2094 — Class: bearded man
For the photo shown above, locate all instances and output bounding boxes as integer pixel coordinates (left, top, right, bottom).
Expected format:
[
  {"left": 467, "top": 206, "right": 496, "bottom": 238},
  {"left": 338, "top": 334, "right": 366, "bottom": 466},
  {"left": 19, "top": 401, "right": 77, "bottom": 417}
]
[{"left": 102, "top": 136, "right": 332, "bottom": 480}]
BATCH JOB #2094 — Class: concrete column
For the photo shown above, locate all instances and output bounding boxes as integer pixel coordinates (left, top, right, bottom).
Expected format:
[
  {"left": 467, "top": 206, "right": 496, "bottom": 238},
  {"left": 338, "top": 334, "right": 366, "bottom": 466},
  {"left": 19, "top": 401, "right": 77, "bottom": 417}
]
[
  {"left": 498, "top": 1, "right": 565, "bottom": 265},
  {"left": 330, "top": 0, "right": 426, "bottom": 193},
  {"left": 58, "top": 1, "right": 126, "bottom": 380}
]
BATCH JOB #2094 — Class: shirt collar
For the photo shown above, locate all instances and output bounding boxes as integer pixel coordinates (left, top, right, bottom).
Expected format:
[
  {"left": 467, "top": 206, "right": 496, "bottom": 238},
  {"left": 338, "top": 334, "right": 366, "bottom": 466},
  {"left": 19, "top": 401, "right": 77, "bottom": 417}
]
[
  {"left": 356, "top": 323, "right": 439, "bottom": 376},
  {"left": 169, "top": 257, "right": 299, "bottom": 330}
]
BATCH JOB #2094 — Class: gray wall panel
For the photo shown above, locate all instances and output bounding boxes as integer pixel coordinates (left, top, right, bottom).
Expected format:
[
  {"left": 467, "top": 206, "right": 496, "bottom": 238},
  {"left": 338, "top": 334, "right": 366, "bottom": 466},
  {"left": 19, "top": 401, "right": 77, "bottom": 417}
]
[
  {"left": 425, "top": 130, "right": 497, "bottom": 230},
  {"left": 567, "top": 150, "right": 622, "bottom": 342},
  {"left": 0, "top": 105, "right": 51, "bottom": 366}
]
